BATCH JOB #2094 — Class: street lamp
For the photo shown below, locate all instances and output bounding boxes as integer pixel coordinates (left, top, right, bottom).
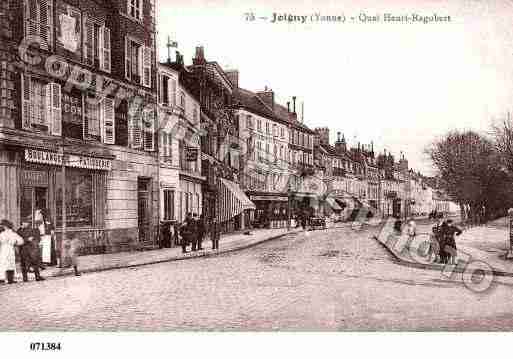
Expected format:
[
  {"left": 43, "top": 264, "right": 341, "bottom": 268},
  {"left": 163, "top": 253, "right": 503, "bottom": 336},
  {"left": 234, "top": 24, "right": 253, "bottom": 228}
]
[
  {"left": 287, "top": 179, "right": 292, "bottom": 231},
  {"left": 506, "top": 208, "right": 513, "bottom": 259}
]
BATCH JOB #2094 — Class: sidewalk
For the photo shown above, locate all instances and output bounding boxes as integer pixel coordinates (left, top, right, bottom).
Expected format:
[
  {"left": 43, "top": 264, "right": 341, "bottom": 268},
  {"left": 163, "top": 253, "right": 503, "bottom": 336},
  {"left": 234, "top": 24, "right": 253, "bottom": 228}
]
[
  {"left": 374, "top": 220, "right": 513, "bottom": 276},
  {"left": 12, "top": 227, "right": 302, "bottom": 281}
]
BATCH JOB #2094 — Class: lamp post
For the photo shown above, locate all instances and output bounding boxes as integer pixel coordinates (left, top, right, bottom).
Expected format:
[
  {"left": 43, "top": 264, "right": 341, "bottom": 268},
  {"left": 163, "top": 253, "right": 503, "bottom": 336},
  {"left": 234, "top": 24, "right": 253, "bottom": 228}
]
[
  {"left": 287, "top": 179, "right": 292, "bottom": 231},
  {"left": 58, "top": 144, "right": 66, "bottom": 268},
  {"left": 506, "top": 208, "right": 513, "bottom": 259}
]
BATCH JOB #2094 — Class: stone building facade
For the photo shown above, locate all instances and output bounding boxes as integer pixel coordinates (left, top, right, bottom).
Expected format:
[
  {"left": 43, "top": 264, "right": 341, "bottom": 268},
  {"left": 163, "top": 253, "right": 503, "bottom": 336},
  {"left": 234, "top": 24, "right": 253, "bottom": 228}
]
[{"left": 0, "top": 0, "right": 159, "bottom": 254}]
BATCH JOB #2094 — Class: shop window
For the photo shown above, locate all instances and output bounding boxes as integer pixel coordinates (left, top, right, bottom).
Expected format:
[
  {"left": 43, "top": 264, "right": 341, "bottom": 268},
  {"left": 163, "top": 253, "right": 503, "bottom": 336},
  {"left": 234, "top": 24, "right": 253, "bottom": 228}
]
[
  {"left": 163, "top": 190, "right": 174, "bottom": 220},
  {"left": 56, "top": 169, "right": 93, "bottom": 228}
]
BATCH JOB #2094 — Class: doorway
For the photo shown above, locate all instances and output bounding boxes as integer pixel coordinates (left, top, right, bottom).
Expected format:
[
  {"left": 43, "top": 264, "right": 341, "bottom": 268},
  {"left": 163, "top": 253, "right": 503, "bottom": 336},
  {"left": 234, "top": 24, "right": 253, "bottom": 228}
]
[
  {"left": 20, "top": 186, "right": 48, "bottom": 225},
  {"left": 137, "top": 178, "right": 152, "bottom": 243}
]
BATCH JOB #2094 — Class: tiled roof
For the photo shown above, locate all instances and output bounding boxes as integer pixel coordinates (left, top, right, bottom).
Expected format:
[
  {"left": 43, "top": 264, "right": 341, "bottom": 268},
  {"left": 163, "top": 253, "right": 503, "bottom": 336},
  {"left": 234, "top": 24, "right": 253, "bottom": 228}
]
[
  {"left": 233, "top": 88, "right": 277, "bottom": 121},
  {"left": 234, "top": 88, "right": 315, "bottom": 134}
]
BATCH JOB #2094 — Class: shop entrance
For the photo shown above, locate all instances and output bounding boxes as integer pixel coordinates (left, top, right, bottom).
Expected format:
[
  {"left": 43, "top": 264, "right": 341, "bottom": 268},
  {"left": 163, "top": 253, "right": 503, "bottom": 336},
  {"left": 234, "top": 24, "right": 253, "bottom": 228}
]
[
  {"left": 20, "top": 186, "right": 48, "bottom": 225},
  {"left": 137, "top": 178, "right": 152, "bottom": 243}
]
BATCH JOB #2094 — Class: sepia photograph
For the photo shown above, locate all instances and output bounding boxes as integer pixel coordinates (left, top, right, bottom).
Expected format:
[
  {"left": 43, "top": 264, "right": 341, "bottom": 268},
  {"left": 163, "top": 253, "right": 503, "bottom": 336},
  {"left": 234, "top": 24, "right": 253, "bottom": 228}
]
[{"left": 1, "top": 0, "right": 513, "bottom": 355}]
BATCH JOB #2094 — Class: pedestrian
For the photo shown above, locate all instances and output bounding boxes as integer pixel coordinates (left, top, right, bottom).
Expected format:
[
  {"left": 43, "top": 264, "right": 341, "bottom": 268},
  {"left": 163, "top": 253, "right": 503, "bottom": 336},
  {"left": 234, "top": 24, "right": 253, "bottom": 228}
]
[
  {"left": 439, "top": 221, "right": 449, "bottom": 264},
  {"left": 211, "top": 218, "right": 220, "bottom": 250},
  {"left": 300, "top": 210, "right": 307, "bottom": 231},
  {"left": 35, "top": 208, "right": 56, "bottom": 267},
  {"left": 179, "top": 213, "right": 192, "bottom": 254},
  {"left": 62, "top": 237, "right": 81, "bottom": 276},
  {"left": 190, "top": 213, "right": 199, "bottom": 251},
  {"left": 197, "top": 214, "right": 206, "bottom": 250},
  {"left": 393, "top": 218, "right": 402, "bottom": 235},
  {"left": 445, "top": 219, "right": 462, "bottom": 265},
  {"left": 0, "top": 219, "right": 24, "bottom": 284},
  {"left": 17, "top": 218, "right": 45, "bottom": 282},
  {"left": 430, "top": 220, "right": 442, "bottom": 263}
]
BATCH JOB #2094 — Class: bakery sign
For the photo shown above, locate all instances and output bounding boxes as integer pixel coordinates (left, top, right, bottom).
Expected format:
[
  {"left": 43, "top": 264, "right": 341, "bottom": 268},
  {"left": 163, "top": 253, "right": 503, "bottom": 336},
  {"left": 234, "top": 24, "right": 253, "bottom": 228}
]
[{"left": 25, "top": 149, "right": 112, "bottom": 171}]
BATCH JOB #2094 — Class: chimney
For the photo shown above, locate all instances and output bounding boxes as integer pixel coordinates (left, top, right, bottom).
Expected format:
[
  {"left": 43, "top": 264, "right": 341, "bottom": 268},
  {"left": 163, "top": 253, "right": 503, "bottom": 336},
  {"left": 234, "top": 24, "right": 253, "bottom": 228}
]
[
  {"left": 335, "top": 132, "right": 346, "bottom": 154},
  {"left": 287, "top": 102, "right": 290, "bottom": 112},
  {"left": 292, "top": 96, "right": 296, "bottom": 113},
  {"left": 192, "top": 46, "right": 206, "bottom": 65},
  {"left": 314, "top": 127, "right": 329, "bottom": 146},
  {"left": 225, "top": 69, "right": 239, "bottom": 88}
]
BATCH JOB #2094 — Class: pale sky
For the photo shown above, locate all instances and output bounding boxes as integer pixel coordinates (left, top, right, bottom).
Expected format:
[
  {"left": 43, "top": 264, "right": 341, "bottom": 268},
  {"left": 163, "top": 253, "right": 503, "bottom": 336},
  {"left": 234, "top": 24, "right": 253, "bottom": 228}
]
[{"left": 156, "top": 0, "right": 513, "bottom": 174}]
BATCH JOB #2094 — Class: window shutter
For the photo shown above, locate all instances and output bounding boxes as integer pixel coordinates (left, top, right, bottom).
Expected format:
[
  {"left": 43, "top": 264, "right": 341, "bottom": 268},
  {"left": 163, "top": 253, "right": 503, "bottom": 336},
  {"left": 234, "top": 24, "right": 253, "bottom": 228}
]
[
  {"left": 129, "top": 110, "right": 142, "bottom": 149},
  {"left": 39, "top": 0, "right": 53, "bottom": 51},
  {"left": 143, "top": 46, "right": 152, "bottom": 88},
  {"left": 46, "top": 83, "right": 62, "bottom": 136},
  {"left": 102, "top": 97, "right": 115, "bottom": 144},
  {"left": 84, "top": 95, "right": 101, "bottom": 137},
  {"left": 21, "top": 74, "right": 32, "bottom": 130},
  {"left": 158, "top": 74, "right": 164, "bottom": 105},
  {"left": 25, "top": 0, "right": 39, "bottom": 39},
  {"left": 169, "top": 78, "right": 176, "bottom": 107},
  {"left": 125, "top": 37, "right": 131, "bottom": 80},
  {"left": 143, "top": 110, "right": 155, "bottom": 151},
  {"left": 83, "top": 17, "right": 94, "bottom": 66},
  {"left": 100, "top": 26, "right": 111, "bottom": 73}
]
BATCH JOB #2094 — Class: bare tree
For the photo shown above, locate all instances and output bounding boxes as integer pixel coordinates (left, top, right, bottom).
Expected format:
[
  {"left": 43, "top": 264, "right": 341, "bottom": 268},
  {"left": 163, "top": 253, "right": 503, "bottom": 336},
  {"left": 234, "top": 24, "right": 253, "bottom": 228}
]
[
  {"left": 491, "top": 113, "right": 513, "bottom": 174},
  {"left": 425, "top": 130, "right": 500, "bottom": 224}
]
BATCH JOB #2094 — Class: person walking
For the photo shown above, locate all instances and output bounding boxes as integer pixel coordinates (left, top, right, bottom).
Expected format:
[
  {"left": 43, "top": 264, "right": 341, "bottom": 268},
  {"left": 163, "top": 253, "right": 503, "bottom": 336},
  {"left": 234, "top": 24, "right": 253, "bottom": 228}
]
[
  {"left": 445, "top": 219, "right": 462, "bottom": 265},
  {"left": 393, "top": 218, "right": 403, "bottom": 236},
  {"left": 0, "top": 220, "right": 24, "bottom": 284},
  {"left": 179, "top": 213, "right": 192, "bottom": 254},
  {"left": 17, "top": 218, "right": 44, "bottom": 282},
  {"left": 439, "top": 221, "right": 450, "bottom": 264},
  {"left": 211, "top": 218, "right": 220, "bottom": 250},
  {"left": 430, "top": 219, "right": 442, "bottom": 263},
  {"left": 60, "top": 236, "right": 81, "bottom": 276},
  {"left": 197, "top": 214, "right": 206, "bottom": 250},
  {"left": 190, "top": 213, "right": 199, "bottom": 251},
  {"left": 300, "top": 210, "right": 307, "bottom": 231}
]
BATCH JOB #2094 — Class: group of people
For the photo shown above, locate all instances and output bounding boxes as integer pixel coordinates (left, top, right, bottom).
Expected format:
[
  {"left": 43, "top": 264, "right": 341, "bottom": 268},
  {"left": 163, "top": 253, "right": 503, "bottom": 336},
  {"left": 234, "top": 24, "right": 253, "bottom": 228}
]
[
  {"left": 430, "top": 219, "right": 462, "bottom": 264},
  {"left": 179, "top": 213, "right": 220, "bottom": 254},
  {"left": 0, "top": 208, "right": 81, "bottom": 285}
]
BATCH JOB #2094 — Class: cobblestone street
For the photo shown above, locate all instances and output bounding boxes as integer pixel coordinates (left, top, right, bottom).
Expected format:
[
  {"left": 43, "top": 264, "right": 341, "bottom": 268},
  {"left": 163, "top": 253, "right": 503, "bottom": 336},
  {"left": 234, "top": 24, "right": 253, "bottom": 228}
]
[{"left": 2, "top": 223, "right": 513, "bottom": 331}]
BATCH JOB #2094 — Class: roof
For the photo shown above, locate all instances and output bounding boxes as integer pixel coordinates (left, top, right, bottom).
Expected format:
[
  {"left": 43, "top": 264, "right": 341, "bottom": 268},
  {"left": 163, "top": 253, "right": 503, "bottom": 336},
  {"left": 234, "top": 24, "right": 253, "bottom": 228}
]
[
  {"left": 233, "top": 88, "right": 280, "bottom": 123},
  {"left": 273, "top": 102, "right": 315, "bottom": 134},
  {"left": 234, "top": 88, "right": 315, "bottom": 134}
]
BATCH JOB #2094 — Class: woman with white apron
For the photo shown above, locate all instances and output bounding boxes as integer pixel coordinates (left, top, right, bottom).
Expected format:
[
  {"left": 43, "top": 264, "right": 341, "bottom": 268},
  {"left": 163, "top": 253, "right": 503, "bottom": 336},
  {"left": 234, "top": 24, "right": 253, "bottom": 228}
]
[
  {"left": 0, "top": 220, "right": 24, "bottom": 284},
  {"left": 35, "top": 209, "right": 55, "bottom": 266}
]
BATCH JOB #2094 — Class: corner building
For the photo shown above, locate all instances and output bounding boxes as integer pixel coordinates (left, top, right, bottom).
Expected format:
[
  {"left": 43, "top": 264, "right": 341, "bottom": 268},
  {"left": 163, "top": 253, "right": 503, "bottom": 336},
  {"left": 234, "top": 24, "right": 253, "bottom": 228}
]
[{"left": 0, "top": 0, "right": 159, "bottom": 253}]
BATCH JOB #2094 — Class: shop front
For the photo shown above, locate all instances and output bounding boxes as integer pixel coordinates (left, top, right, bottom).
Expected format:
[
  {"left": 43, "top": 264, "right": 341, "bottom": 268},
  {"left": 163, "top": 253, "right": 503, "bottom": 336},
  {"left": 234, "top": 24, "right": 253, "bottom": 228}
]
[
  {"left": 20, "top": 148, "right": 112, "bottom": 255},
  {"left": 248, "top": 192, "right": 288, "bottom": 229}
]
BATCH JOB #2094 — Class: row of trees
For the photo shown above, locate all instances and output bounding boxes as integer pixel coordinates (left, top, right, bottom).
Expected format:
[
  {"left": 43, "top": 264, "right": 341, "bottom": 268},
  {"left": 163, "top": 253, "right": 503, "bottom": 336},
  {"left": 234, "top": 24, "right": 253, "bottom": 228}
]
[{"left": 426, "top": 116, "right": 513, "bottom": 223}]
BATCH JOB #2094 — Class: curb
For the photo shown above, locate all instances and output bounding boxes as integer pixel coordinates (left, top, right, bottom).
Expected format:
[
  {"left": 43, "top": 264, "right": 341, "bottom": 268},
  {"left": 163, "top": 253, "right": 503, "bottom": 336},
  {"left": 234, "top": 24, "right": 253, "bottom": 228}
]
[
  {"left": 46, "top": 230, "right": 301, "bottom": 279},
  {"left": 372, "top": 235, "right": 513, "bottom": 278}
]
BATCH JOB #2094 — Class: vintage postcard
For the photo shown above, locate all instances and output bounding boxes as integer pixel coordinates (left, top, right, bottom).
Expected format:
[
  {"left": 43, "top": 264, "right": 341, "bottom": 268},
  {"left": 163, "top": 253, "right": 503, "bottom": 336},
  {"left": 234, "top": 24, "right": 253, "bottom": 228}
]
[{"left": 1, "top": 0, "right": 513, "bottom": 356}]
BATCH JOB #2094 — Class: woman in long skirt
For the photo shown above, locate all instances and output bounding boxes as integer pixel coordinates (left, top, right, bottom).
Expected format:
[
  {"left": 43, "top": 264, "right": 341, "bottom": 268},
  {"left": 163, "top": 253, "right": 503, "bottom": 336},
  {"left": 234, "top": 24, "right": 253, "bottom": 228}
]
[
  {"left": 35, "top": 208, "right": 56, "bottom": 266},
  {"left": 0, "top": 220, "right": 24, "bottom": 284}
]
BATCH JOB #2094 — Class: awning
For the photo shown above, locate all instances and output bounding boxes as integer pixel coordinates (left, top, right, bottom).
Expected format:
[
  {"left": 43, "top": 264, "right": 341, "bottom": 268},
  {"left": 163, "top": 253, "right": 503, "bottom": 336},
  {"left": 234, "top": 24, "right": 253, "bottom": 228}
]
[
  {"left": 326, "top": 197, "right": 342, "bottom": 211},
  {"left": 218, "top": 178, "right": 256, "bottom": 223}
]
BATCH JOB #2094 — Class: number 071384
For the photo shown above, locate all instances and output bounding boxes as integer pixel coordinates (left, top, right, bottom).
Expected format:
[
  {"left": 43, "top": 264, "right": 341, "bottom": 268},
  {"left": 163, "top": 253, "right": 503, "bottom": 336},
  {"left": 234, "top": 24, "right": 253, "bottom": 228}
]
[{"left": 29, "top": 342, "right": 62, "bottom": 351}]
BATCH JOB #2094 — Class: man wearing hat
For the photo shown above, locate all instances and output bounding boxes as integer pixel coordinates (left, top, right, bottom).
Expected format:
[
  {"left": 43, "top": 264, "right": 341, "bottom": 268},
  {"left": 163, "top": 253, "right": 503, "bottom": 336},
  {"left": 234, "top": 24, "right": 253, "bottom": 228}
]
[{"left": 17, "top": 218, "right": 45, "bottom": 282}]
